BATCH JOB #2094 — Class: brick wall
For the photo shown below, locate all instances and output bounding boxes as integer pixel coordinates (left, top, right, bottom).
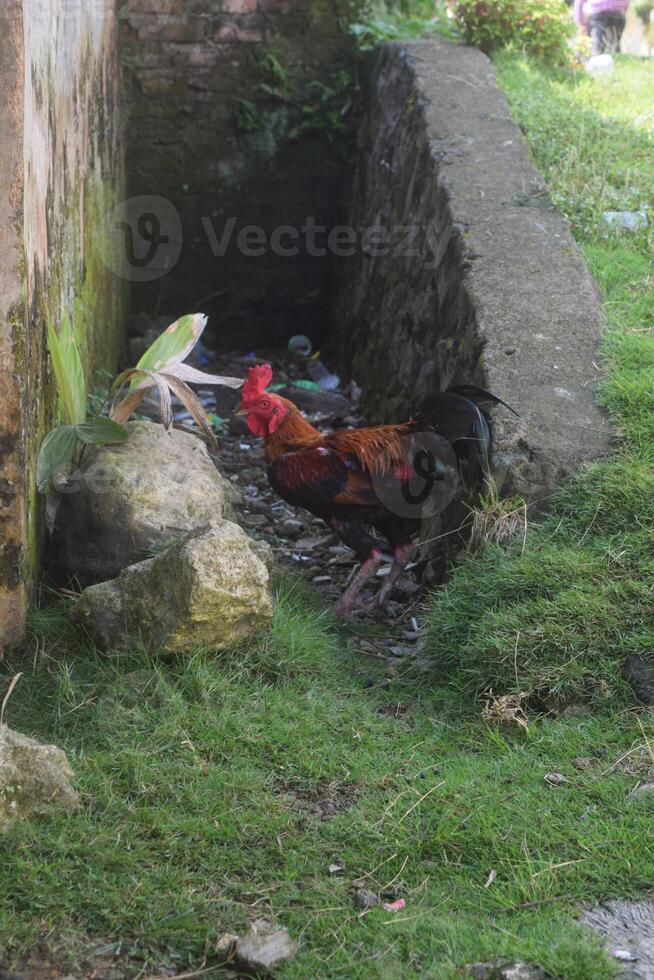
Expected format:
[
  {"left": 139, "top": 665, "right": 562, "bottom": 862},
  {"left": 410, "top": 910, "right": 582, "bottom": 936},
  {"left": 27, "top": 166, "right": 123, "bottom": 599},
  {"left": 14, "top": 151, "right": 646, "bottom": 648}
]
[{"left": 120, "top": 0, "right": 365, "bottom": 349}]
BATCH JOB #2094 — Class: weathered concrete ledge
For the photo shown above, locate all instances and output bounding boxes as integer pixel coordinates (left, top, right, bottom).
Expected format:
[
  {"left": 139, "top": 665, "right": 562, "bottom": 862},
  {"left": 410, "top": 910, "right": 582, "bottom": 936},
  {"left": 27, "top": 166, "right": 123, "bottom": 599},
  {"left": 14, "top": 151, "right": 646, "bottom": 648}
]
[{"left": 336, "top": 39, "right": 610, "bottom": 504}]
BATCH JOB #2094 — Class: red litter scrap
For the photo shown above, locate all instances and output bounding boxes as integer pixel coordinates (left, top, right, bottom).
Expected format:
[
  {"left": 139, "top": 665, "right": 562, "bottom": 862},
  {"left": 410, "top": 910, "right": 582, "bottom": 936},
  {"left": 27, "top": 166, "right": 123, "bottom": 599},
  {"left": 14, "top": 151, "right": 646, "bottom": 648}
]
[{"left": 383, "top": 898, "right": 406, "bottom": 912}]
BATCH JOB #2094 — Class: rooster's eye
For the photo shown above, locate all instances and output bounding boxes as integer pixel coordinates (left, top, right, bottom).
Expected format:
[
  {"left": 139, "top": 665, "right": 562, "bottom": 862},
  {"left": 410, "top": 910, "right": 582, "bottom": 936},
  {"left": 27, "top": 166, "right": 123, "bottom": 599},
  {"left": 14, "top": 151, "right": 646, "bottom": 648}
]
[{"left": 260, "top": 399, "right": 270, "bottom": 409}]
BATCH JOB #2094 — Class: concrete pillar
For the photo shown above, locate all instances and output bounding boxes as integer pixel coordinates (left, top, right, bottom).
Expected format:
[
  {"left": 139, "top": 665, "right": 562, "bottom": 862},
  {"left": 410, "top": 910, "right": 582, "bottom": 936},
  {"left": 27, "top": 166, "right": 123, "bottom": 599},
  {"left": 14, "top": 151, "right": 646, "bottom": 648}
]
[
  {"left": 0, "top": 2, "right": 28, "bottom": 651},
  {"left": 0, "top": 0, "right": 127, "bottom": 655}
]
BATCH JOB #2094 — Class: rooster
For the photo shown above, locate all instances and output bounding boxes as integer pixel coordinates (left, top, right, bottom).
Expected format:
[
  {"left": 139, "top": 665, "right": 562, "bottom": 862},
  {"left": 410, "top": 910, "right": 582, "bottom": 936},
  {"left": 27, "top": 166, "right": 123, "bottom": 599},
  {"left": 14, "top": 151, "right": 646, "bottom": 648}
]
[{"left": 237, "top": 364, "right": 516, "bottom": 616}]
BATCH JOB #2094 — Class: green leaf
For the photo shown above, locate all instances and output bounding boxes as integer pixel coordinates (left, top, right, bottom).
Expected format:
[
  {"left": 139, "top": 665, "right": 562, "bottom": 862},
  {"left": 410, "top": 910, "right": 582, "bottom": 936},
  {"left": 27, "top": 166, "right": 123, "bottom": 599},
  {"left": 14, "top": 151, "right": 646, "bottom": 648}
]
[
  {"left": 47, "top": 318, "right": 86, "bottom": 425},
  {"left": 136, "top": 313, "right": 208, "bottom": 374},
  {"left": 75, "top": 419, "right": 129, "bottom": 446},
  {"left": 36, "top": 426, "right": 78, "bottom": 492}
]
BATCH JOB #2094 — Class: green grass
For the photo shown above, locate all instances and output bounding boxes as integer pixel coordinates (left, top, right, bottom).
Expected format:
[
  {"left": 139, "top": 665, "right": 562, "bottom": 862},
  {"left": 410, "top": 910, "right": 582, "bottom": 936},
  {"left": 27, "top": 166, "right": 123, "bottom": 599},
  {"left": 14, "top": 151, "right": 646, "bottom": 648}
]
[
  {"left": 3, "top": 53, "right": 654, "bottom": 980},
  {"left": 424, "top": 53, "right": 654, "bottom": 706},
  {"left": 2, "top": 581, "right": 654, "bottom": 977}
]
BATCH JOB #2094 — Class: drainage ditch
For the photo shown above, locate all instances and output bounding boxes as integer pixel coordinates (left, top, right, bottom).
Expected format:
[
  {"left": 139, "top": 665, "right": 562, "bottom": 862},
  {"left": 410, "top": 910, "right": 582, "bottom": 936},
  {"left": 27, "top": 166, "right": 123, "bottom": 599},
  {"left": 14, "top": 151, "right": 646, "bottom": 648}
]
[{"left": 121, "top": 37, "right": 610, "bottom": 631}]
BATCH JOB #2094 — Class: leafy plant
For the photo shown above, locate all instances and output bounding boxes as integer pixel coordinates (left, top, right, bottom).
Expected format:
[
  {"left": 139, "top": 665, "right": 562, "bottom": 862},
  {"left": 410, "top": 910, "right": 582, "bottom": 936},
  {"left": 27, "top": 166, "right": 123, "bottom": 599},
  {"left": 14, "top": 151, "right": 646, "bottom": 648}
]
[
  {"left": 232, "top": 97, "right": 266, "bottom": 132},
  {"left": 110, "top": 313, "right": 242, "bottom": 447},
  {"left": 635, "top": 1, "right": 653, "bottom": 25},
  {"left": 452, "top": 0, "right": 574, "bottom": 66},
  {"left": 258, "top": 50, "right": 297, "bottom": 102},
  {"left": 289, "top": 72, "right": 355, "bottom": 142},
  {"left": 233, "top": 49, "right": 357, "bottom": 152},
  {"left": 37, "top": 319, "right": 127, "bottom": 493},
  {"left": 350, "top": 0, "right": 450, "bottom": 51}
]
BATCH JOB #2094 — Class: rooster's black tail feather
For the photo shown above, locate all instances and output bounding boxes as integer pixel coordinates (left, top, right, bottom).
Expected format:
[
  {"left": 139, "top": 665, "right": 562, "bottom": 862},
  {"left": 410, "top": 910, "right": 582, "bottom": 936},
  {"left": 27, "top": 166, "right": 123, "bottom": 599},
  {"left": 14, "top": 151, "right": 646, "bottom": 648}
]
[{"left": 413, "top": 384, "right": 517, "bottom": 479}]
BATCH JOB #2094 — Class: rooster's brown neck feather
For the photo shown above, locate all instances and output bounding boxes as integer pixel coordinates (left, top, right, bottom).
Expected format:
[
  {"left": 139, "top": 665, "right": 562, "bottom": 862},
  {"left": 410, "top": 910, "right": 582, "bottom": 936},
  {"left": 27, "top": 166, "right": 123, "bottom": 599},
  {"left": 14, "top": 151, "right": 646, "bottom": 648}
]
[
  {"left": 264, "top": 399, "right": 322, "bottom": 463},
  {"left": 264, "top": 398, "right": 412, "bottom": 477}
]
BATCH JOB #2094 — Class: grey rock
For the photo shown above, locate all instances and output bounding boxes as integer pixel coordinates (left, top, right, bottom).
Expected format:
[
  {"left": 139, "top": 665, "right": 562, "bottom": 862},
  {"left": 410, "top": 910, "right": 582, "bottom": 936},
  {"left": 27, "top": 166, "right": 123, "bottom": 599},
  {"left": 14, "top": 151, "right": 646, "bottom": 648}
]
[
  {"left": 0, "top": 725, "right": 79, "bottom": 831},
  {"left": 247, "top": 536, "right": 274, "bottom": 572},
  {"left": 352, "top": 886, "right": 381, "bottom": 910},
  {"left": 54, "top": 421, "right": 241, "bottom": 584},
  {"left": 218, "top": 919, "right": 298, "bottom": 975},
  {"left": 623, "top": 653, "right": 654, "bottom": 707},
  {"left": 73, "top": 522, "right": 274, "bottom": 655},
  {"left": 628, "top": 782, "right": 654, "bottom": 802},
  {"left": 274, "top": 385, "right": 352, "bottom": 419}
]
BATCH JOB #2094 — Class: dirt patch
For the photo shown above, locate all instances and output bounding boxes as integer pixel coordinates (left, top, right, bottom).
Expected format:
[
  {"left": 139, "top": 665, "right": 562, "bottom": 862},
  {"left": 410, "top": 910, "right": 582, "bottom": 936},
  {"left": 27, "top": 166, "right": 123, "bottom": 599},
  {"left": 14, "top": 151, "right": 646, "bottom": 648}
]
[
  {"left": 376, "top": 700, "right": 415, "bottom": 725},
  {"left": 0, "top": 936, "right": 193, "bottom": 980},
  {"left": 2, "top": 943, "right": 133, "bottom": 980},
  {"left": 278, "top": 779, "right": 360, "bottom": 822}
]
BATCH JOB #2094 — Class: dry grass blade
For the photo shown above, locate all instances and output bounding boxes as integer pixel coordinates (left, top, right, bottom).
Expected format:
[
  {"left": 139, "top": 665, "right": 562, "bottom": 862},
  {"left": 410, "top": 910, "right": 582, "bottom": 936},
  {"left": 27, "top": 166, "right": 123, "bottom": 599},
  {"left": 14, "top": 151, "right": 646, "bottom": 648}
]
[
  {"left": 481, "top": 690, "right": 529, "bottom": 731},
  {"left": 111, "top": 369, "right": 174, "bottom": 432},
  {"left": 162, "top": 372, "right": 218, "bottom": 448},
  {"left": 468, "top": 478, "right": 528, "bottom": 553},
  {"left": 111, "top": 365, "right": 220, "bottom": 447},
  {"left": 110, "top": 389, "right": 147, "bottom": 424},
  {"left": 152, "top": 372, "right": 173, "bottom": 432},
  {"left": 1, "top": 673, "right": 23, "bottom": 726}
]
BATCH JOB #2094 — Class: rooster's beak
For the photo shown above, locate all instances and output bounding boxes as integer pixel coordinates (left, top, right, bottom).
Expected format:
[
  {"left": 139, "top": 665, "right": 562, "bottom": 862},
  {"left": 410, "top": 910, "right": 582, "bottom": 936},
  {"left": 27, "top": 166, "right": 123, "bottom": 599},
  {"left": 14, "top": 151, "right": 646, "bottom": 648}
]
[{"left": 235, "top": 407, "right": 248, "bottom": 417}]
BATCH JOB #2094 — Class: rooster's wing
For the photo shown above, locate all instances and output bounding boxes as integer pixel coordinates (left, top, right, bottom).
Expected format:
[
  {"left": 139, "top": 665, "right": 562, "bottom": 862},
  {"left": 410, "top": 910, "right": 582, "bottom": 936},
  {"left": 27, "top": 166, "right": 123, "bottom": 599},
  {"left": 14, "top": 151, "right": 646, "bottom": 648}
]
[{"left": 268, "top": 446, "right": 378, "bottom": 513}]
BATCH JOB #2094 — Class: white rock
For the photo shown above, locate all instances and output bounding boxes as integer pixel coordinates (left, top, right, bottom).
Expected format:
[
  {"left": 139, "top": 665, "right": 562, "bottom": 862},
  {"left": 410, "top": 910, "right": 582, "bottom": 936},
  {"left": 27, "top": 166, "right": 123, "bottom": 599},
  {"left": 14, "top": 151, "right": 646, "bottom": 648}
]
[
  {"left": 0, "top": 725, "right": 79, "bottom": 832},
  {"left": 54, "top": 421, "right": 241, "bottom": 583},
  {"left": 603, "top": 210, "right": 649, "bottom": 231},
  {"left": 73, "top": 521, "right": 274, "bottom": 655},
  {"left": 234, "top": 919, "right": 298, "bottom": 974},
  {"left": 628, "top": 781, "right": 654, "bottom": 802}
]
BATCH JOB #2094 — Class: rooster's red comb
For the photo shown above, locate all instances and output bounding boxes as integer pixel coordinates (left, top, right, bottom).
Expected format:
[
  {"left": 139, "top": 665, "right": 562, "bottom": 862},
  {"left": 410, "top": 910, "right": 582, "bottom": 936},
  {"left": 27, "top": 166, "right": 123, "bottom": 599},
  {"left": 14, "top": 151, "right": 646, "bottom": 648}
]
[{"left": 242, "top": 363, "right": 273, "bottom": 404}]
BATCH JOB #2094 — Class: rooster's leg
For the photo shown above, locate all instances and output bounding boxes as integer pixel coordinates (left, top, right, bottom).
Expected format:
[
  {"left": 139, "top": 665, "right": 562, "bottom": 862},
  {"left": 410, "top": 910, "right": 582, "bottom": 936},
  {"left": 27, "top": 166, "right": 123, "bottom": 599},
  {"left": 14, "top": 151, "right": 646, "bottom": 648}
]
[
  {"left": 374, "top": 544, "right": 415, "bottom": 610},
  {"left": 334, "top": 548, "right": 383, "bottom": 618}
]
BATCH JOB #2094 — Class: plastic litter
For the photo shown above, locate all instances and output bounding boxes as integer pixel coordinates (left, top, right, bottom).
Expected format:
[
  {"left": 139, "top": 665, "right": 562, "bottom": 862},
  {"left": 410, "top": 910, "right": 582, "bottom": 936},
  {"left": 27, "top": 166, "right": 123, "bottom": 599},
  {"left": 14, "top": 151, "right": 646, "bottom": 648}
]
[
  {"left": 383, "top": 898, "right": 406, "bottom": 912},
  {"left": 207, "top": 413, "right": 226, "bottom": 433},
  {"left": 288, "top": 335, "right": 313, "bottom": 358},
  {"left": 603, "top": 210, "right": 649, "bottom": 232},
  {"left": 612, "top": 949, "right": 638, "bottom": 962},
  {"left": 268, "top": 380, "right": 324, "bottom": 394},
  {"left": 287, "top": 335, "right": 340, "bottom": 390},
  {"left": 307, "top": 354, "right": 340, "bottom": 391},
  {"left": 293, "top": 379, "right": 324, "bottom": 392},
  {"left": 585, "top": 54, "right": 614, "bottom": 78}
]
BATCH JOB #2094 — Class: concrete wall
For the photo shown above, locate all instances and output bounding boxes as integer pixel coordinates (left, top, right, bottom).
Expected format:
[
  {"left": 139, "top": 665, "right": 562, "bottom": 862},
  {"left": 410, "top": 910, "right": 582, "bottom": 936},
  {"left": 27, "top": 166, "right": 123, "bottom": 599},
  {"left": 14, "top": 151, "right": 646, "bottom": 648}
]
[
  {"left": 335, "top": 40, "right": 610, "bottom": 504},
  {"left": 0, "top": 0, "right": 126, "bottom": 652},
  {"left": 120, "top": 0, "right": 365, "bottom": 349}
]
